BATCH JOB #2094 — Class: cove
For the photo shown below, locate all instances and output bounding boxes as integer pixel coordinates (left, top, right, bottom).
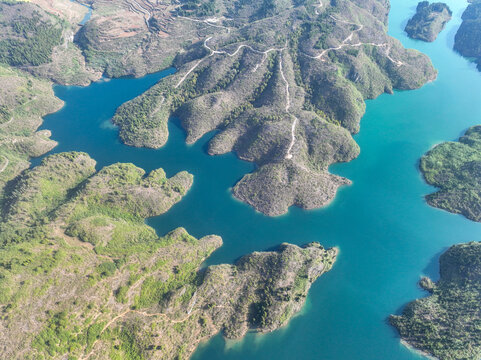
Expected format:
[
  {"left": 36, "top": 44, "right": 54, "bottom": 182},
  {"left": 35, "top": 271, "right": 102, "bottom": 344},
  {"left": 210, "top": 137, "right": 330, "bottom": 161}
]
[{"left": 37, "top": 0, "right": 481, "bottom": 358}]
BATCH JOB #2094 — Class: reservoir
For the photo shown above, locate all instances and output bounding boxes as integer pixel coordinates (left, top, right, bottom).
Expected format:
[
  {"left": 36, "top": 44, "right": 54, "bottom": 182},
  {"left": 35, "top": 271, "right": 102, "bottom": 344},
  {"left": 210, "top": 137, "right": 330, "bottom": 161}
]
[{"left": 37, "top": 0, "right": 481, "bottom": 358}]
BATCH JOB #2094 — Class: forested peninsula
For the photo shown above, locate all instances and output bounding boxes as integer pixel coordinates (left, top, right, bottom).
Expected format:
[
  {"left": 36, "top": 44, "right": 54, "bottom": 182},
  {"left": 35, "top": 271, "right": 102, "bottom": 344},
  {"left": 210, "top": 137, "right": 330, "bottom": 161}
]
[
  {"left": 390, "top": 242, "right": 481, "bottom": 360},
  {"left": 391, "top": 126, "right": 481, "bottom": 358},
  {"left": 106, "top": 0, "right": 436, "bottom": 215},
  {"left": 420, "top": 125, "right": 481, "bottom": 222}
]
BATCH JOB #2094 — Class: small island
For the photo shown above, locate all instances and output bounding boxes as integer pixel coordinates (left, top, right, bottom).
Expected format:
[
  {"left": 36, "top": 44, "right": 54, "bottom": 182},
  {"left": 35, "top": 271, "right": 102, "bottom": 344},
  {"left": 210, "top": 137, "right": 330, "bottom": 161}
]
[
  {"left": 390, "top": 241, "right": 481, "bottom": 360},
  {"left": 420, "top": 125, "right": 481, "bottom": 222},
  {"left": 454, "top": 0, "right": 481, "bottom": 70},
  {"left": 405, "top": 1, "right": 452, "bottom": 42}
]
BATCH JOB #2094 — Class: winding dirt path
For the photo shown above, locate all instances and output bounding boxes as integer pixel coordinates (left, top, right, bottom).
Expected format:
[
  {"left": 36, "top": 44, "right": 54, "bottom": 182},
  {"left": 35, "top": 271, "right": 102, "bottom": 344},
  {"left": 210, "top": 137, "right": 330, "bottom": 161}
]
[
  {"left": 285, "top": 117, "right": 297, "bottom": 160},
  {"left": 175, "top": 13, "right": 402, "bottom": 160},
  {"left": 279, "top": 56, "right": 298, "bottom": 160},
  {"left": 308, "top": 17, "right": 364, "bottom": 60},
  {"left": 175, "top": 35, "right": 284, "bottom": 88},
  {"left": 175, "top": 58, "right": 204, "bottom": 88},
  {"left": 305, "top": 16, "right": 404, "bottom": 67},
  {"left": 81, "top": 306, "right": 203, "bottom": 360},
  {"left": 0, "top": 155, "right": 8, "bottom": 174},
  {"left": 175, "top": 17, "right": 297, "bottom": 158},
  {"left": 178, "top": 15, "right": 231, "bottom": 33},
  {"left": 315, "top": 0, "right": 323, "bottom": 15}
]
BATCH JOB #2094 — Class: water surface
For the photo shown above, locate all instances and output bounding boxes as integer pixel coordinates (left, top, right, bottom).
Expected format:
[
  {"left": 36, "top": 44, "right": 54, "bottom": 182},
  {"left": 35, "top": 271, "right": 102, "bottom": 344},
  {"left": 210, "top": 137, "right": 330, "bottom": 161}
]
[
  {"left": 70, "top": 0, "right": 92, "bottom": 25},
  {"left": 38, "top": 0, "right": 481, "bottom": 358}
]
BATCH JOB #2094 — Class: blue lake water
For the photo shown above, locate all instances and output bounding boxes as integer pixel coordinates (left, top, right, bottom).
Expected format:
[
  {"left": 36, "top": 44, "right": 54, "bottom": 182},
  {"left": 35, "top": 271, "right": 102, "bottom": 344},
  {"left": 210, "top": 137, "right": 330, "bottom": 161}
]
[
  {"left": 37, "top": 0, "right": 481, "bottom": 358},
  {"left": 70, "top": 0, "right": 92, "bottom": 25}
]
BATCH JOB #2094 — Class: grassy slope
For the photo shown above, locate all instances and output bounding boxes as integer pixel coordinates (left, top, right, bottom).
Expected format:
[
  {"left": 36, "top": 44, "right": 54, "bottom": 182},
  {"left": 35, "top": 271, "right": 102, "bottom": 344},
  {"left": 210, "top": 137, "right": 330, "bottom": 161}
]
[
  {"left": 0, "top": 152, "right": 337, "bottom": 360},
  {"left": 0, "top": 64, "right": 63, "bottom": 200}
]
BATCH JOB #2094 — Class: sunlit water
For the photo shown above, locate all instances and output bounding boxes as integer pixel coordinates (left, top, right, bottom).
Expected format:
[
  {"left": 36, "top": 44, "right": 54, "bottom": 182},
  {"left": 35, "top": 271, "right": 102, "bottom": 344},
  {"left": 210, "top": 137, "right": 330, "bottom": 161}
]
[{"left": 36, "top": 0, "right": 481, "bottom": 358}]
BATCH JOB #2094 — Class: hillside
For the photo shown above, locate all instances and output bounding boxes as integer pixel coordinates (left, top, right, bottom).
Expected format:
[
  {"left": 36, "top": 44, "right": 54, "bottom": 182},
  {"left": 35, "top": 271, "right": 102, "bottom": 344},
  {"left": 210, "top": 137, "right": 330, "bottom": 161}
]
[
  {"left": 0, "top": 2, "right": 342, "bottom": 355},
  {"left": 0, "top": 152, "right": 337, "bottom": 359},
  {"left": 404, "top": 1, "right": 451, "bottom": 42},
  {"left": 454, "top": 0, "right": 481, "bottom": 70},
  {"left": 390, "top": 242, "right": 481, "bottom": 360},
  {"left": 110, "top": 0, "right": 437, "bottom": 215},
  {"left": 420, "top": 125, "right": 481, "bottom": 222}
]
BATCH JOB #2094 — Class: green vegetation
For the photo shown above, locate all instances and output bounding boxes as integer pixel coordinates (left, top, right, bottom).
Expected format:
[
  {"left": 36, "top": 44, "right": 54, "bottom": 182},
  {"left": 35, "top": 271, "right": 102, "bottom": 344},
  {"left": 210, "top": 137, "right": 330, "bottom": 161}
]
[
  {"left": 110, "top": 325, "right": 146, "bottom": 360},
  {"left": 390, "top": 242, "right": 481, "bottom": 360},
  {"left": 420, "top": 125, "right": 481, "bottom": 222},
  {"left": 0, "top": 63, "right": 63, "bottom": 199},
  {"left": 0, "top": 150, "right": 336, "bottom": 359},
  {"left": 110, "top": 0, "right": 435, "bottom": 216},
  {"left": 134, "top": 259, "right": 200, "bottom": 309},
  {"left": 404, "top": 1, "right": 452, "bottom": 42},
  {"left": 0, "top": 11, "right": 63, "bottom": 67},
  {"left": 0, "top": 151, "right": 191, "bottom": 307},
  {"left": 177, "top": 0, "right": 218, "bottom": 17},
  {"left": 454, "top": 1, "right": 481, "bottom": 70},
  {"left": 33, "top": 311, "right": 83, "bottom": 356}
]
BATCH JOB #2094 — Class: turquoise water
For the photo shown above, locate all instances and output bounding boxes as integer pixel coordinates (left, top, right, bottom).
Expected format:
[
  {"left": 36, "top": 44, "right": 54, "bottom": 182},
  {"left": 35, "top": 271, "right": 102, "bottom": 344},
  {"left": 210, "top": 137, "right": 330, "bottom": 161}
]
[
  {"left": 70, "top": 0, "right": 92, "bottom": 25},
  {"left": 37, "top": 0, "right": 481, "bottom": 358}
]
